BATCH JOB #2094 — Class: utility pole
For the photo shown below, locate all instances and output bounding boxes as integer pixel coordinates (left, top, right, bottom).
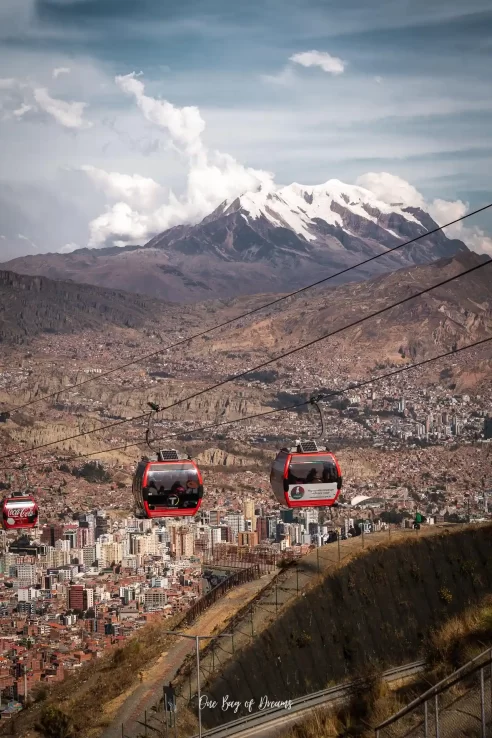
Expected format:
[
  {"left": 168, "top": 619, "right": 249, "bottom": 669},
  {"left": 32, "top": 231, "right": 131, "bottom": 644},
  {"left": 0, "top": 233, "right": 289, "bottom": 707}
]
[{"left": 162, "top": 631, "right": 233, "bottom": 738}]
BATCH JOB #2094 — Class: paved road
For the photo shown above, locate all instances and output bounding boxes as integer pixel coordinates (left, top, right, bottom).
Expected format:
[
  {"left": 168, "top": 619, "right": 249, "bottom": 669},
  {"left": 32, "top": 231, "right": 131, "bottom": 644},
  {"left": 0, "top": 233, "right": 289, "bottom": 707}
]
[
  {"left": 100, "top": 571, "right": 277, "bottom": 738},
  {"left": 103, "top": 524, "right": 454, "bottom": 738}
]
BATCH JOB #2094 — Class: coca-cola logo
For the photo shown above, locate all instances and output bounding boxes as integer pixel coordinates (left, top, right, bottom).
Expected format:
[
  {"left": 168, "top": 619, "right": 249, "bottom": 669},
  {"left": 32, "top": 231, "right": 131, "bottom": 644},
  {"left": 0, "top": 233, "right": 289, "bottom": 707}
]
[{"left": 6, "top": 507, "right": 36, "bottom": 518}]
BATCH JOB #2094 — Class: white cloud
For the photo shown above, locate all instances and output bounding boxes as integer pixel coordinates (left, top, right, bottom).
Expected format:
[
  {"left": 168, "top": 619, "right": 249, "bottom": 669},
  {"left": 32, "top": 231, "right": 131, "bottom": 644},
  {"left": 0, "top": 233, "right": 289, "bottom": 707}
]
[
  {"left": 0, "top": 78, "right": 17, "bottom": 90},
  {"left": 356, "top": 172, "right": 425, "bottom": 208},
  {"left": 80, "top": 165, "right": 163, "bottom": 211},
  {"left": 290, "top": 50, "right": 346, "bottom": 75},
  {"left": 59, "top": 242, "right": 79, "bottom": 254},
  {"left": 33, "top": 87, "right": 92, "bottom": 129},
  {"left": 357, "top": 171, "right": 492, "bottom": 256},
  {"left": 86, "top": 73, "right": 274, "bottom": 247},
  {"left": 12, "top": 103, "right": 33, "bottom": 119},
  {"left": 53, "top": 67, "right": 71, "bottom": 79},
  {"left": 17, "top": 233, "right": 37, "bottom": 249},
  {"left": 115, "top": 73, "right": 205, "bottom": 156}
]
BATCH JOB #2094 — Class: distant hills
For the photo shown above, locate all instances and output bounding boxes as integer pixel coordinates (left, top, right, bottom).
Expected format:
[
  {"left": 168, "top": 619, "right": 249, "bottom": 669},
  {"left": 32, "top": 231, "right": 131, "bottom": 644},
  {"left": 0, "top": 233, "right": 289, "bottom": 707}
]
[
  {"left": 220, "top": 251, "right": 491, "bottom": 367},
  {"left": 0, "top": 270, "right": 178, "bottom": 344},
  {"left": 1, "top": 179, "right": 469, "bottom": 302},
  {"left": 1, "top": 251, "right": 490, "bottom": 385}
]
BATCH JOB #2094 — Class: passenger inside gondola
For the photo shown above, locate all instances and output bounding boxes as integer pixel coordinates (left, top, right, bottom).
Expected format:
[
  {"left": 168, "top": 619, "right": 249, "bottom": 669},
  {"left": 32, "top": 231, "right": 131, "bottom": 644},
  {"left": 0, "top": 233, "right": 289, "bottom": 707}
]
[
  {"left": 306, "top": 468, "right": 320, "bottom": 483},
  {"left": 289, "top": 459, "right": 336, "bottom": 484},
  {"left": 322, "top": 464, "right": 338, "bottom": 483},
  {"left": 143, "top": 467, "right": 201, "bottom": 509}
]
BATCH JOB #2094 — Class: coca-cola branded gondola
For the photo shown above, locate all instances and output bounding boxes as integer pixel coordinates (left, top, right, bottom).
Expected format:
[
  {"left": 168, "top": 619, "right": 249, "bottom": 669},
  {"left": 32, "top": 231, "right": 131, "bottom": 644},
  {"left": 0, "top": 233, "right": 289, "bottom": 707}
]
[
  {"left": 269, "top": 397, "right": 343, "bottom": 508},
  {"left": 1, "top": 495, "right": 39, "bottom": 530}
]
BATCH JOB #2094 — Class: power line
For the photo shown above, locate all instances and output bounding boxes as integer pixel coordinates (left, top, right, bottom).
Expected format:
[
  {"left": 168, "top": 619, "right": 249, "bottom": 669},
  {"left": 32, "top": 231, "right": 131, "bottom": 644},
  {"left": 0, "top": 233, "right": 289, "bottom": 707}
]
[
  {"left": 3, "top": 334, "right": 491, "bottom": 472},
  {"left": 4, "top": 202, "right": 492, "bottom": 415},
  {"left": 1, "top": 253, "right": 490, "bottom": 467}
]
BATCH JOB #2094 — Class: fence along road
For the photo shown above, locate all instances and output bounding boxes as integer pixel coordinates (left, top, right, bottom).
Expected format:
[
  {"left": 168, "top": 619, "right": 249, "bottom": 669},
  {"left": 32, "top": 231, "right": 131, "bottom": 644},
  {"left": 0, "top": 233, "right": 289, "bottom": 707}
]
[
  {"left": 102, "top": 566, "right": 275, "bottom": 738},
  {"left": 115, "top": 523, "right": 464, "bottom": 738}
]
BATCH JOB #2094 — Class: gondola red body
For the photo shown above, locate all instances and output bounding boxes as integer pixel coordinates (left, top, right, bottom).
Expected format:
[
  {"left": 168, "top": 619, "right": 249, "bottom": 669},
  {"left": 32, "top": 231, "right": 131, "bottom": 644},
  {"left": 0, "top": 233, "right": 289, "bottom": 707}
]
[
  {"left": 270, "top": 441, "right": 342, "bottom": 508},
  {"left": 132, "top": 452, "right": 204, "bottom": 519},
  {"left": 1, "top": 496, "right": 39, "bottom": 530}
]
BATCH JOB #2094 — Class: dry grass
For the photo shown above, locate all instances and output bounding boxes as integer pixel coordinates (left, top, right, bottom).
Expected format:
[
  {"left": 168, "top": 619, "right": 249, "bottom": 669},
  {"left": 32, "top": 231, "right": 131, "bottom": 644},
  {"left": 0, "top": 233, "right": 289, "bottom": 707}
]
[
  {"left": 280, "top": 676, "right": 406, "bottom": 738},
  {"left": 428, "top": 594, "right": 492, "bottom": 677}
]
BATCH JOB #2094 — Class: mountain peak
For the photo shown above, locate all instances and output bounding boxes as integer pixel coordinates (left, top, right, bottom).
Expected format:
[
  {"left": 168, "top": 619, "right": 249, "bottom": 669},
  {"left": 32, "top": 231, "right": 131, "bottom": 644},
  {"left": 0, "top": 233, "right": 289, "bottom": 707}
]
[
  {"left": 211, "top": 178, "right": 424, "bottom": 244},
  {"left": 1, "top": 176, "right": 469, "bottom": 303}
]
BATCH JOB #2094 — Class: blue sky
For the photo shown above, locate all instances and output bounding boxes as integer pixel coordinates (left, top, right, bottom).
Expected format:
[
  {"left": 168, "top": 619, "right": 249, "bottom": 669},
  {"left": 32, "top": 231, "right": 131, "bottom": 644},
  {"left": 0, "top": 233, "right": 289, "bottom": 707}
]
[{"left": 0, "top": 0, "right": 491, "bottom": 258}]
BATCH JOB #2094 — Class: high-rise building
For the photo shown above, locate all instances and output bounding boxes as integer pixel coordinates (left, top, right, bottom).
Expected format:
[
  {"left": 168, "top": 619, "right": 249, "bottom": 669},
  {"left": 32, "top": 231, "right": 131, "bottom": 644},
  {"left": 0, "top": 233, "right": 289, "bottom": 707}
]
[
  {"left": 225, "top": 514, "right": 245, "bottom": 540},
  {"left": 171, "top": 526, "right": 194, "bottom": 558},
  {"left": 68, "top": 585, "right": 94, "bottom": 611},
  {"left": 220, "top": 525, "right": 233, "bottom": 542},
  {"left": 267, "top": 517, "right": 277, "bottom": 539},
  {"left": 17, "top": 564, "right": 37, "bottom": 586},
  {"left": 210, "top": 527, "right": 222, "bottom": 546},
  {"left": 77, "top": 525, "right": 95, "bottom": 549},
  {"left": 40, "top": 524, "right": 64, "bottom": 547},
  {"left": 484, "top": 417, "right": 492, "bottom": 440},
  {"left": 243, "top": 499, "right": 257, "bottom": 531},
  {"left": 100, "top": 542, "right": 123, "bottom": 567},
  {"left": 280, "top": 509, "right": 294, "bottom": 524},
  {"left": 237, "top": 531, "right": 258, "bottom": 547},
  {"left": 209, "top": 509, "right": 224, "bottom": 526},
  {"left": 256, "top": 517, "right": 269, "bottom": 542},
  {"left": 82, "top": 545, "right": 98, "bottom": 568}
]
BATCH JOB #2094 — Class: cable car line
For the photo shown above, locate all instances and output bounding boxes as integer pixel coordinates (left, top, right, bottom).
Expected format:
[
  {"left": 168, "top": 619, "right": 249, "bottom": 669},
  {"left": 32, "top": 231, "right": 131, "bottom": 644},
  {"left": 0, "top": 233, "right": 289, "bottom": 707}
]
[
  {"left": 2, "top": 333, "right": 491, "bottom": 472},
  {"left": 0, "top": 256, "right": 490, "bottom": 465},
  {"left": 4, "top": 202, "right": 492, "bottom": 416}
]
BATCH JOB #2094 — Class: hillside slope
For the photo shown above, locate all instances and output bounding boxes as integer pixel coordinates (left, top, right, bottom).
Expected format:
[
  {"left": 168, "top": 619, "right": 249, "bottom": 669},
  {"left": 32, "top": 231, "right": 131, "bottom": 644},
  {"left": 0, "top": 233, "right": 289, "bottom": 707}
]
[
  {"left": 190, "top": 252, "right": 492, "bottom": 387},
  {"left": 201, "top": 525, "right": 492, "bottom": 728},
  {"left": 0, "top": 269, "right": 182, "bottom": 343}
]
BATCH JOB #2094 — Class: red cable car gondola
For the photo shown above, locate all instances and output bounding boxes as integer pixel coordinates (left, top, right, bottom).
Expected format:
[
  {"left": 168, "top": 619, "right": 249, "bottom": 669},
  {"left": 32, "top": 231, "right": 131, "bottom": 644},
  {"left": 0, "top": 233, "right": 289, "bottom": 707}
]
[
  {"left": 1, "top": 495, "right": 39, "bottom": 530},
  {"left": 132, "top": 403, "right": 204, "bottom": 518},
  {"left": 132, "top": 450, "right": 204, "bottom": 519},
  {"left": 269, "top": 397, "right": 342, "bottom": 508}
]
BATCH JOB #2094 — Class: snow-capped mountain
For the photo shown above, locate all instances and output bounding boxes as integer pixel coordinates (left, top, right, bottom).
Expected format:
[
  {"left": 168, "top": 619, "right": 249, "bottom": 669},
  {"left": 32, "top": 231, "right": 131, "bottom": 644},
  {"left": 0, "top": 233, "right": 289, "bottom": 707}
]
[
  {"left": 216, "top": 180, "right": 422, "bottom": 241},
  {"left": 2, "top": 179, "right": 469, "bottom": 302}
]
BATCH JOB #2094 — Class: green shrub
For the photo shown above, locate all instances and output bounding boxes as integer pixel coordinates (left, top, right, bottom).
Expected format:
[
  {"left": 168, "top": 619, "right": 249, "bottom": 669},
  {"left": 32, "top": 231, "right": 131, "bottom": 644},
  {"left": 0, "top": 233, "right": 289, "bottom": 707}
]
[{"left": 37, "top": 705, "right": 74, "bottom": 738}]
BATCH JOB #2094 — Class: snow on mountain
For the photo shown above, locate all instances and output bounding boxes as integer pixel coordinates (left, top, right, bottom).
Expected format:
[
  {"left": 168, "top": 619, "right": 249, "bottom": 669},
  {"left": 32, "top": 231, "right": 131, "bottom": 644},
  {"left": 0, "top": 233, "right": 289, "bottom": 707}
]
[
  {"left": 2, "top": 178, "right": 469, "bottom": 303},
  {"left": 217, "top": 179, "right": 422, "bottom": 242}
]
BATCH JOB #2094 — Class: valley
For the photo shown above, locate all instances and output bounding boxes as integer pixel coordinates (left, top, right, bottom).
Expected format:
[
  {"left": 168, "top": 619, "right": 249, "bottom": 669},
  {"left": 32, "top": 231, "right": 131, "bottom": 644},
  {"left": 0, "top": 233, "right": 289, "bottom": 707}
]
[
  {"left": 0, "top": 223, "right": 491, "bottom": 738},
  {"left": 0, "top": 250, "right": 491, "bottom": 525}
]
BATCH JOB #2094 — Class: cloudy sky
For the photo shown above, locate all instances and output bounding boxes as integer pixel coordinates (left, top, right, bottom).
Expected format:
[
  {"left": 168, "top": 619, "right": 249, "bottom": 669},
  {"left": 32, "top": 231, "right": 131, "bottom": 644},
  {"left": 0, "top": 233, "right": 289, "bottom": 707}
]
[{"left": 0, "top": 0, "right": 491, "bottom": 260}]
